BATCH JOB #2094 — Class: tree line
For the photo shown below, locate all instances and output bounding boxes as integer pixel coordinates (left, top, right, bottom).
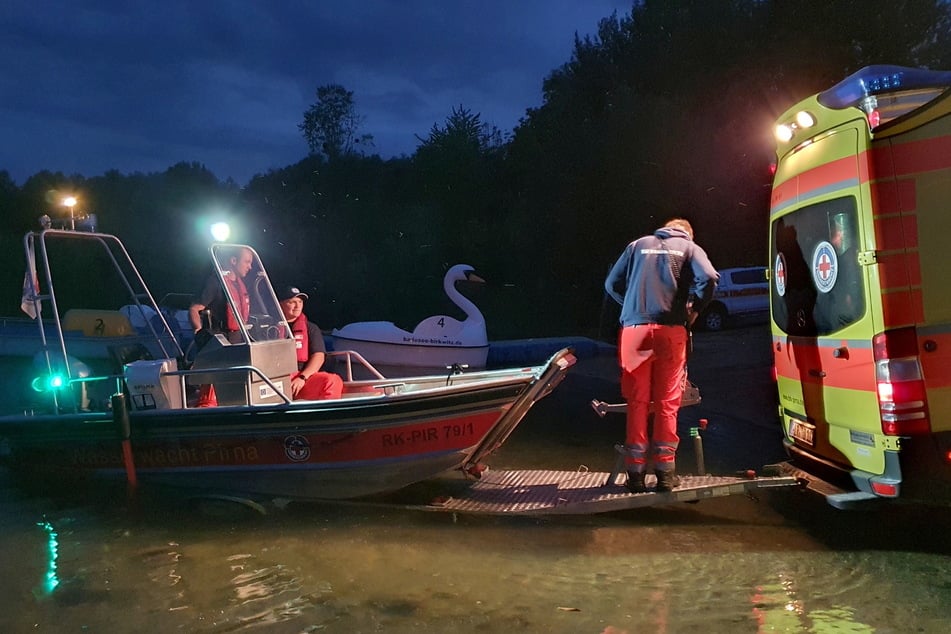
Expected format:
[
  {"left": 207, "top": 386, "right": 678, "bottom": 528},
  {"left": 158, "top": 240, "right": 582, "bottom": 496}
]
[{"left": 2, "top": 0, "right": 950, "bottom": 341}]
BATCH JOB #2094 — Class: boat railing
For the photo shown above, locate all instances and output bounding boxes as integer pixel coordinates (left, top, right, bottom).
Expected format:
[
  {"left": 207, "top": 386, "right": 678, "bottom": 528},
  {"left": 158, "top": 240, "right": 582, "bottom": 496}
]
[
  {"left": 23, "top": 229, "right": 186, "bottom": 412},
  {"left": 162, "top": 365, "right": 293, "bottom": 408},
  {"left": 325, "top": 349, "right": 387, "bottom": 381},
  {"left": 32, "top": 346, "right": 561, "bottom": 415},
  {"left": 29, "top": 363, "right": 293, "bottom": 414}
]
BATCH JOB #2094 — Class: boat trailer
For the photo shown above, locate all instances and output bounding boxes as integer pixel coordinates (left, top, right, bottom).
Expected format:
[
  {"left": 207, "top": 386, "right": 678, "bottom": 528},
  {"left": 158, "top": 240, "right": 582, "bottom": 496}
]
[
  {"left": 188, "top": 384, "right": 800, "bottom": 517},
  {"left": 343, "top": 386, "right": 797, "bottom": 516},
  {"left": 405, "top": 467, "right": 798, "bottom": 516}
]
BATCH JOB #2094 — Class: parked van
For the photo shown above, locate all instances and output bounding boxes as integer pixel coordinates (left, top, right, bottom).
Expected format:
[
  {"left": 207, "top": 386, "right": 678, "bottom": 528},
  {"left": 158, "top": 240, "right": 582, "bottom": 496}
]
[
  {"left": 768, "top": 65, "right": 951, "bottom": 508},
  {"left": 700, "top": 266, "right": 768, "bottom": 331}
]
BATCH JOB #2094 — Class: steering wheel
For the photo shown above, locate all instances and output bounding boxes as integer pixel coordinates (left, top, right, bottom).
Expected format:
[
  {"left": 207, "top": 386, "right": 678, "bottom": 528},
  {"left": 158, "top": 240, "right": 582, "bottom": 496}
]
[{"left": 247, "top": 314, "right": 281, "bottom": 341}]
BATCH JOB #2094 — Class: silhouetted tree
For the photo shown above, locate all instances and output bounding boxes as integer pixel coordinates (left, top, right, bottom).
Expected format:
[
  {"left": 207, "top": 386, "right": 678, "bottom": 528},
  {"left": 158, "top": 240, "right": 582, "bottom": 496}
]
[
  {"left": 299, "top": 84, "right": 374, "bottom": 160},
  {"left": 411, "top": 106, "right": 505, "bottom": 265}
]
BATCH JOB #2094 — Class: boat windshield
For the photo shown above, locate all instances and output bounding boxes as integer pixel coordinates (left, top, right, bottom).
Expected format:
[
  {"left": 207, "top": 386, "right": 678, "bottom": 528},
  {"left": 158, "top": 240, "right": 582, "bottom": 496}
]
[{"left": 210, "top": 243, "right": 291, "bottom": 343}]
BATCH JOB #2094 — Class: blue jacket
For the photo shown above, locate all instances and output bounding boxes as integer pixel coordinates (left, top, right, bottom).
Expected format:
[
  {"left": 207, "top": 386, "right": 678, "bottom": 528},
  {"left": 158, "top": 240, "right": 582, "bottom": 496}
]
[{"left": 604, "top": 227, "right": 719, "bottom": 327}]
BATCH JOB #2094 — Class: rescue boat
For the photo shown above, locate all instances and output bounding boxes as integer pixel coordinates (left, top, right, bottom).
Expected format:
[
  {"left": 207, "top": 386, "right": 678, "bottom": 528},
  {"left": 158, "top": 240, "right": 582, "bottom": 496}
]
[{"left": 0, "top": 227, "right": 575, "bottom": 501}]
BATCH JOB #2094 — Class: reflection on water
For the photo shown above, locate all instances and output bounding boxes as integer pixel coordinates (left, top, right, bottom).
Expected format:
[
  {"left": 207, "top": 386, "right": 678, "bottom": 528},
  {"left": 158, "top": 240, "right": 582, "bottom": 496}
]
[
  {"left": 34, "top": 520, "right": 60, "bottom": 597},
  {"left": 3, "top": 477, "right": 951, "bottom": 633}
]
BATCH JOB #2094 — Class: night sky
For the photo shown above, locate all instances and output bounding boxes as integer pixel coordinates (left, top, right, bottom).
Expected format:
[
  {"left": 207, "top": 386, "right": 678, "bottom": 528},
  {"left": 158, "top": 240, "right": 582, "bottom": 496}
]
[{"left": 1, "top": 0, "right": 632, "bottom": 186}]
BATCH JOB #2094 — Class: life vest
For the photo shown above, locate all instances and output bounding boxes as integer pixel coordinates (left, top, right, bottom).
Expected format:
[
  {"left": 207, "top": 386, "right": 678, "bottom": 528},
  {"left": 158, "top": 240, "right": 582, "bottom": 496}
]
[
  {"left": 290, "top": 316, "right": 309, "bottom": 364},
  {"left": 222, "top": 274, "right": 249, "bottom": 332}
]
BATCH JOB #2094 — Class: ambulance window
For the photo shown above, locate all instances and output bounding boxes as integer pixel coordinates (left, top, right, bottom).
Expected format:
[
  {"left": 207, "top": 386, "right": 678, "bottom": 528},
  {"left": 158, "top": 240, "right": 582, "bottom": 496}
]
[{"left": 770, "top": 197, "right": 865, "bottom": 336}]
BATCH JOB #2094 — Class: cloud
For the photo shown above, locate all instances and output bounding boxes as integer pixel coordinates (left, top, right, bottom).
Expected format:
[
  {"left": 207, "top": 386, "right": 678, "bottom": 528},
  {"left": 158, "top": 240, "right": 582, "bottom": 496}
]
[{"left": 0, "top": 0, "right": 631, "bottom": 184}]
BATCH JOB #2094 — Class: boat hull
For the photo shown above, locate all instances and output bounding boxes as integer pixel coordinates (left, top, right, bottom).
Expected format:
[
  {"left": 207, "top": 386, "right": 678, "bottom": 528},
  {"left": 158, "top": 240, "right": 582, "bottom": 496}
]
[
  {"left": 0, "top": 356, "right": 573, "bottom": 500},
  {"left": 331, "top": 335, "right": 489, "bottom": 375}
]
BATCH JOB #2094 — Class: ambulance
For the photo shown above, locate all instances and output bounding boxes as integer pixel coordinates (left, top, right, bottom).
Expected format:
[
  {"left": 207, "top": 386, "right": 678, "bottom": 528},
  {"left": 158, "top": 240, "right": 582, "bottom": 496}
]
[{"left": 768, "top": 65, "right": 951, "bottom": 508}]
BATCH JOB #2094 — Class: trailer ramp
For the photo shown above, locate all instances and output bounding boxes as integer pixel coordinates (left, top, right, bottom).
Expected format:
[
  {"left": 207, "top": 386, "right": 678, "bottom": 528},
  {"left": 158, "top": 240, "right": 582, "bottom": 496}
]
[{"left": 413, "top": 468, "right": 799, "bottom": 516}]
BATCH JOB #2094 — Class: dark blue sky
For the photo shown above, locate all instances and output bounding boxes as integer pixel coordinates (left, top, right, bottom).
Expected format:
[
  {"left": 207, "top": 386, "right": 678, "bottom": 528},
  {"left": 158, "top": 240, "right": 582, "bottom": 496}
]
[{"left": 1, "top": 0, "right": 631, "bottom": 186}]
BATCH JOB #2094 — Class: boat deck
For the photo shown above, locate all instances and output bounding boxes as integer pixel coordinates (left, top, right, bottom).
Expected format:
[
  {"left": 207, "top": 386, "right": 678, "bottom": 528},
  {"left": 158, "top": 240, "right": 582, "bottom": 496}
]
[{"left": 406, "top": 468, "right": 800, "bottom": 515}]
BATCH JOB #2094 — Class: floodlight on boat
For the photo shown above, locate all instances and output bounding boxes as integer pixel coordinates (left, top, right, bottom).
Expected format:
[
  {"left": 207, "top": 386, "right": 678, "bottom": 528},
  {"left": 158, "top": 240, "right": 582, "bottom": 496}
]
[{"left": 210, "top": 222, "right": 231, "bottom": 242}]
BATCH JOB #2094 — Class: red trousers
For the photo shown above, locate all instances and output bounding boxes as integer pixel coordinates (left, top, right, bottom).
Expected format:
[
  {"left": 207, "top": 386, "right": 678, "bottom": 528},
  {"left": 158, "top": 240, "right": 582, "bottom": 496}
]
[
  {"left": 295, "top": 372, "right": 344, "bottom": 400},
  {"left": 197, "top": 372, "right": 343, "bottom": 407},
  {"left": 618, "top": 324, "right": 688, "bottom": 472}
]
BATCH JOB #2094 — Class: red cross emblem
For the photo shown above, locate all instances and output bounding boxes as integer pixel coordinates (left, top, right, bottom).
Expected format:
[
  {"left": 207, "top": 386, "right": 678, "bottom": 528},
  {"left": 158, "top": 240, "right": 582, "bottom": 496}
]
[
  {"left": 812, "top": 242, "right": 837, "bottom": 293},
  {"left": 817, "top": 252, "right": 833, "bottom": 281},
  {"left": 774, "top": 254, "right": 786, "bottom": 296}
]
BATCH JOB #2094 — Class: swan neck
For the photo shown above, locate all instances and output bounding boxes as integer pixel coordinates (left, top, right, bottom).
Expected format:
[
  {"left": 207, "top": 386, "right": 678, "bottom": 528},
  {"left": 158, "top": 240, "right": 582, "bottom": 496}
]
[{"left": 446, "top": 277, "right": 482, "bottom": 321}]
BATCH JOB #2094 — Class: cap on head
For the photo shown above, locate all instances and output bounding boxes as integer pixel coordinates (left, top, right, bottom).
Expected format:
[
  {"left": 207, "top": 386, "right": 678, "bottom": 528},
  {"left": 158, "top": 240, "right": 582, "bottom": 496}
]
[{"left": 278, "top": 285, "right": 309, "bottom": 301}]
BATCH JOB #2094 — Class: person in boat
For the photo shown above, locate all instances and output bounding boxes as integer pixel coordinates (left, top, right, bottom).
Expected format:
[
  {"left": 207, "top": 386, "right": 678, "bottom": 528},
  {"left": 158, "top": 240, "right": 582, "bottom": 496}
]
[
  {"left": 188, "top": 245, "right": 253, "bottom": 344},
  {"left": 278, "top": 285, "right": 344, "bottom": 400},
  {"left": 604, "top": 218, "right": 718, "bottom": 493},
  {"left": 187, "top": 245, "right": 253, "bottom": 407}
]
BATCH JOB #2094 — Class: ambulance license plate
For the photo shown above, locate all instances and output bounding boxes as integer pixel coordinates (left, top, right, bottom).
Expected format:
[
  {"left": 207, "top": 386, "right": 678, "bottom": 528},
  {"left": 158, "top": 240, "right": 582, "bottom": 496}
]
[{"left": 789, "top": 418, "right": 815, "bottom": 446}]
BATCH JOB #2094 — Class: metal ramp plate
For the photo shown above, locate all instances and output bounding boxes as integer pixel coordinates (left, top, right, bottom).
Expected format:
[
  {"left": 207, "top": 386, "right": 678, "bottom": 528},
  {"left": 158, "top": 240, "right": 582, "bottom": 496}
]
[{"left": 415, "top": 469, "right": 800, "bottom": 515}]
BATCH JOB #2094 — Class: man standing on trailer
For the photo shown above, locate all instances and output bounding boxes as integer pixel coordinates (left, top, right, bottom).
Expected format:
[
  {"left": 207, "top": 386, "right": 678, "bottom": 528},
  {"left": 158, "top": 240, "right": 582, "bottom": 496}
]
[{"left": 604, "top": 218, "right": 718, "bottom": 492}]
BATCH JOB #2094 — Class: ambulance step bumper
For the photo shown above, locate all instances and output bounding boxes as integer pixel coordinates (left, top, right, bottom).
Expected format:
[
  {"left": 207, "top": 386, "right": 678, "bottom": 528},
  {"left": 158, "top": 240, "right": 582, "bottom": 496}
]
[{"left": 766, "top": 461, "right": 878, "bottom": 510}]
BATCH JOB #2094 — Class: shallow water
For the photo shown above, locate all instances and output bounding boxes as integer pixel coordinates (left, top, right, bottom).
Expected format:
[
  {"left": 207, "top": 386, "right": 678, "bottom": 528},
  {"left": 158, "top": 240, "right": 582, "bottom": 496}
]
[
  {"left": 3, "top": 327, "right": 951, "bottom": 632},
  {"left": 5, "top": 480, "right": 951, "bottom": 633}
]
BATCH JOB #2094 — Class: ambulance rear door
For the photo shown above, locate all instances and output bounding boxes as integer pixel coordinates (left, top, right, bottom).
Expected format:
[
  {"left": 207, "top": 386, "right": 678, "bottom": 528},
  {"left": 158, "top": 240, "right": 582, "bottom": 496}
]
[{"left": 770, "top": 121, "right": 884, "bottom": 478}]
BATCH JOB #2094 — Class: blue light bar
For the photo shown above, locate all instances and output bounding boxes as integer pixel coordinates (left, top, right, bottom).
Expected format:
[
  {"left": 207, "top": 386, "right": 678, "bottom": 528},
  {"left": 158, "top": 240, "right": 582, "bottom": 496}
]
[{"left": 818, "top": 65, "right": 951, "bottom": 109}]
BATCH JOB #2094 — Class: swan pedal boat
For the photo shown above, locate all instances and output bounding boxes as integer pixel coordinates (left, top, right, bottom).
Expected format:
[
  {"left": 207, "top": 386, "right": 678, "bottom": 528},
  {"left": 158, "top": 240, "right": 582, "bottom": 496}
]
[
  {"left": 0, "top": 229, "right": 576, "bottom": 501},
  {"left": 331, "top": 264, "right": 490, "bottom": 374}
]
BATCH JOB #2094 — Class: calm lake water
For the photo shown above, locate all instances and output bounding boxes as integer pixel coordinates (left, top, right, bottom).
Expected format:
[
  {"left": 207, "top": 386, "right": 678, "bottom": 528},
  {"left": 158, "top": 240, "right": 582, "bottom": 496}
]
[{"left": 3, "top": 326, "right": 951, "bottom": 633}]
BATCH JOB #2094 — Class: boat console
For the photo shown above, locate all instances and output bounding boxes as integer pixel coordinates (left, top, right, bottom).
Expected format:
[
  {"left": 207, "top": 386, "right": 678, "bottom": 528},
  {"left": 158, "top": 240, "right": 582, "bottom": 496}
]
[{"left": 189, "top": 336, "right": 298, "bottom": 406}]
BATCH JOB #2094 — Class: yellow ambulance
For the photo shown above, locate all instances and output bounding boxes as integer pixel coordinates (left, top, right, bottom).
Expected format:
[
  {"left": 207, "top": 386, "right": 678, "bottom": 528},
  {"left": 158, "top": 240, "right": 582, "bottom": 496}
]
[{"left": 769, "top": 65, "right": 951, "bottom": 508}]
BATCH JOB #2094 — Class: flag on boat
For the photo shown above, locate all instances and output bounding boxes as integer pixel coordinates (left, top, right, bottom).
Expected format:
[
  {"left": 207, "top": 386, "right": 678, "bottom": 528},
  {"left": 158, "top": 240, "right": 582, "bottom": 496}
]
[
  {"left": 20, "top": 253, "right": 40, "bottom": 319},
  {"left": 20, "top": 271, "right": 39, "bottom": 319}
]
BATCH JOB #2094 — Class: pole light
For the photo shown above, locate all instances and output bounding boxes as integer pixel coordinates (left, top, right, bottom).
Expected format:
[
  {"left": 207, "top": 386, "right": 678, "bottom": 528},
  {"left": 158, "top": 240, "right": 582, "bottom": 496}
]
[{"left": 63, "top": 196, "right": 77, "bottom": 230}]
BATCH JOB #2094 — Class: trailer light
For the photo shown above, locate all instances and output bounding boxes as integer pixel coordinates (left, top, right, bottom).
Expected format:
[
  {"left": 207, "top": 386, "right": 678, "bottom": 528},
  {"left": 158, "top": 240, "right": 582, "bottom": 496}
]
[
  {"left": 795, "top": 111, "right": 815, "bottom": 128},
  {"left": 867, "top": 109, "right": 881, "bottom": 128}
]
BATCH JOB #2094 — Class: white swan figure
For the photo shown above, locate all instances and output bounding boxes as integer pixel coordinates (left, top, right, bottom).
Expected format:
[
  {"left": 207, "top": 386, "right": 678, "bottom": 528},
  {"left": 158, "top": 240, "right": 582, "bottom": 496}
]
[{"left": 331, "top": 264, "right": 489, "bottom": 370}]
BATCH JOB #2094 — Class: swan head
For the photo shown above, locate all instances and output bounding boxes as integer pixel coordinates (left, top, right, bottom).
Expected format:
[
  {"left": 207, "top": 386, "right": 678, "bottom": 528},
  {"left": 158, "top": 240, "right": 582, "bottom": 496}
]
[{"left": 444, "top": 264, "right": 484, "bottom": 289}]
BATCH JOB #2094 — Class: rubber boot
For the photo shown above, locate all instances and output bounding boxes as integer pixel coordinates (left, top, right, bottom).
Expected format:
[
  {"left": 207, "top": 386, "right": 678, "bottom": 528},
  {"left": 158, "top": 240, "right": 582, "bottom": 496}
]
[
  {"left": 655, "top": 469, "right": 680, "bottom": 492},
  {"left": 625, "top": 471, "right": 648, "bottom": 493}
]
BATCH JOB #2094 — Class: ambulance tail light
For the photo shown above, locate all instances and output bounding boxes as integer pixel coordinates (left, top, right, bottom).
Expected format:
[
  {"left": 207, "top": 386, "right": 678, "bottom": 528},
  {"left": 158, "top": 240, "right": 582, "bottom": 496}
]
[{"left": 873, "top": 327, "right": 930, "bottom": 436}]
